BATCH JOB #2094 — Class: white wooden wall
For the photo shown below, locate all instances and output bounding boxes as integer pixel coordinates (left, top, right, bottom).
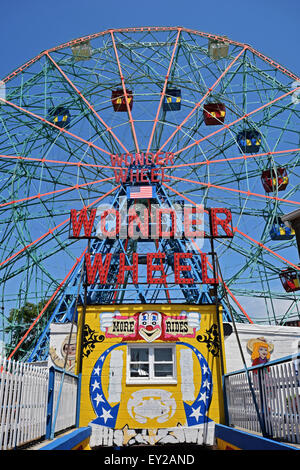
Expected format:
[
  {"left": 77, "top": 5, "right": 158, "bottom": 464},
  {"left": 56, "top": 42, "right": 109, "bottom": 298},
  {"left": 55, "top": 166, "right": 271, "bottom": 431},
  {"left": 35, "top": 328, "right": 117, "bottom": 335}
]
[{"left": 224, "top": 323, "right": 300, "bottom": 373}]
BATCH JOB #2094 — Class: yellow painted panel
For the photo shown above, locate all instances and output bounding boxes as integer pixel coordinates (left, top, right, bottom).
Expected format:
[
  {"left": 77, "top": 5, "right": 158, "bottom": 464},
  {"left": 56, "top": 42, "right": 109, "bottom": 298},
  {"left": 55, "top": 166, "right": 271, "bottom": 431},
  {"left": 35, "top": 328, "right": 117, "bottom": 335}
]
[
  {"left": 72, "top": 438, "right": 91, "bottom": 450},
  {"left": 216, "top": 438, "right": 240, "bottom": 450},
  {"left": 76, "top": 304, "right": 226, "bottom": 434}
]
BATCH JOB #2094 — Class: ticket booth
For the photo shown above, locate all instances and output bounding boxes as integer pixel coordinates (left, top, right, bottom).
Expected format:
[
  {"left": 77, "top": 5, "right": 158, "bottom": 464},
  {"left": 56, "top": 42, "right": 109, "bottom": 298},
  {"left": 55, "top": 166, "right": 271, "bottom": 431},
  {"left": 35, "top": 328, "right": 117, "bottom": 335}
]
[{"left": 76, "top": 303, "right": 226, "bottom": 447}]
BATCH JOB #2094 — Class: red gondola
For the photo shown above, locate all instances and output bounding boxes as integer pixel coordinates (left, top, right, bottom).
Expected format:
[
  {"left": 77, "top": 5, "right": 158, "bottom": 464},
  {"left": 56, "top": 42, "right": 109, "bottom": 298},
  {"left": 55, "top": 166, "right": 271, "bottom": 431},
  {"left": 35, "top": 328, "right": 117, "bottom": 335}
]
[
  {"left": 203, "top": 103, "right": 226, "bottom": 125},
  {"left": 111, "top": 89, "right": 133, "bottom": 112},
  {"left": 261, "top": 167, "right": 289, "bottom": 193},
  {"left": 280, "top": 267, "right": 300, "bottom": 292}
]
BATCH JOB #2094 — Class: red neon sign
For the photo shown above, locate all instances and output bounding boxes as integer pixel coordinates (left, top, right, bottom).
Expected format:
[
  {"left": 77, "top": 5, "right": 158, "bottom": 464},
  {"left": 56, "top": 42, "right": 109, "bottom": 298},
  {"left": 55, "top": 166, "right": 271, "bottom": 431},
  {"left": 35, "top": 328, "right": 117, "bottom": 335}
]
[
  {"left": 84, "top": 252, "right": 218, "bottom": 285},
  {"left": 69, "top": 206, "right": 233, "bottom": 239}
]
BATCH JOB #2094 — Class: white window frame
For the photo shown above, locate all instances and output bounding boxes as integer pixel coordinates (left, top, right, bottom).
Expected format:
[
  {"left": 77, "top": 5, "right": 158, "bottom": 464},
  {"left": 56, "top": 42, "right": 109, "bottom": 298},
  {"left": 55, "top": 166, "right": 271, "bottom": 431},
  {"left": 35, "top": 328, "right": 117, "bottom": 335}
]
[{"left": 126, "top": 343, "right": 177, "bottom": 384}]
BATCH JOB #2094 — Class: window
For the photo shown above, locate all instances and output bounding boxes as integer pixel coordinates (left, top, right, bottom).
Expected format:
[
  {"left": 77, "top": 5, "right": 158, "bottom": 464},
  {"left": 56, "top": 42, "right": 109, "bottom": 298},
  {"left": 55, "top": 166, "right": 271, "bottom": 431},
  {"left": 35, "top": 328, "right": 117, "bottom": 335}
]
[{"left": 127, "top": 344, "right": 176, "bottom": 383}]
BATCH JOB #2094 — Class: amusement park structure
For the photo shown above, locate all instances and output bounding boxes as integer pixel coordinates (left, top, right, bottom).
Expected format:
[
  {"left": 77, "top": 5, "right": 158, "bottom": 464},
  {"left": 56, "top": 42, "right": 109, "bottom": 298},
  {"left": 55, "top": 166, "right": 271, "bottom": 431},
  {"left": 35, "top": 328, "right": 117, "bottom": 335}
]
[{"left": 0, "top": 26, "right": 299, "bottom": 365}]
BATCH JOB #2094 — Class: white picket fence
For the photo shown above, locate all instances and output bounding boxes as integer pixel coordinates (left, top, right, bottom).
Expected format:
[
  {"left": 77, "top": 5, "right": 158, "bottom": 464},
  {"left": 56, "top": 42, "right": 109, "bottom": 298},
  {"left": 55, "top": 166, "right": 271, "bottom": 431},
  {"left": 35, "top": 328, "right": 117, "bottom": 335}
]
[
  {"left": 0, "top": 355, "right": 78, "bottom": 450},
  {"left": 0, "top": 355, "right": 48, "bottom": 449},
  {"left": 224, "top": 354, "right": 300, "bottom": 445}
]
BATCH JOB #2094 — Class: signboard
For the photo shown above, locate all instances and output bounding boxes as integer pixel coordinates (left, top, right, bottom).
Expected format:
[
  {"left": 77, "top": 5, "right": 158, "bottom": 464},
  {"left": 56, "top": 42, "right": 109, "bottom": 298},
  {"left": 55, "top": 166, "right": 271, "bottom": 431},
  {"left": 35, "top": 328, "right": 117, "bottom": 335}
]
[{"left": 68, "top": 204, "right": 234, "bottom": 286}]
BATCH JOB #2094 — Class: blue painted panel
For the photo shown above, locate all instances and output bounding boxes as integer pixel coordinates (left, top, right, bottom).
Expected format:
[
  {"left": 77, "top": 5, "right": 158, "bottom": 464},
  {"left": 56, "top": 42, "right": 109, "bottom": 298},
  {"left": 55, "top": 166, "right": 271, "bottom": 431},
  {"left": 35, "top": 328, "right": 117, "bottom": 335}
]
[
  {"left": 215, "top": 424, "right": 298, "bottom": 451},
  {"left": 40, "top": 427, "right": 91, "bottom": 451}
]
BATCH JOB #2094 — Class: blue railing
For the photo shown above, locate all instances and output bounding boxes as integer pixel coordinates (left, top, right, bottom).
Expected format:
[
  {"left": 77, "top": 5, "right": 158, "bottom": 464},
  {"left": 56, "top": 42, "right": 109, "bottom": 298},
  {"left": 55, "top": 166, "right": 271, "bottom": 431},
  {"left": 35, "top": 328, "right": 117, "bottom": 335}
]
[
  {"left": 223, "top": 353, "right": 300, "bottom": 445},
  {"left": 46, "top": 366, "right": 80, "bottom": 440}
]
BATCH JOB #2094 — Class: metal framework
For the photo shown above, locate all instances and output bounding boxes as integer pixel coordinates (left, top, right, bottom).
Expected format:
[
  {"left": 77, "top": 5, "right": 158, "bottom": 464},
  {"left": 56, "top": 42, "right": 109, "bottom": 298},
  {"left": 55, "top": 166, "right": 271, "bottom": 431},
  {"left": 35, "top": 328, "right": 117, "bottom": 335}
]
[{"left": 0, "top": 27, "right": 299, "bottom": 361}]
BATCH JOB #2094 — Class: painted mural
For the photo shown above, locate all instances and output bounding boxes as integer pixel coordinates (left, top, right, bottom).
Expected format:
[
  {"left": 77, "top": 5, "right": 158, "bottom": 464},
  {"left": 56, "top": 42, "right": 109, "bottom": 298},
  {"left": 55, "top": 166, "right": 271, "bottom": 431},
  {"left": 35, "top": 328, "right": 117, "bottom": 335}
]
[
  {"left": 246, "top": 336, "right": 274, "bottom": 367},
  {"left": 76, "top": 304, "right": 225, "bottom": 447},
  {"left": 49, "top": 323, "right": 77, "bottom": 373}
]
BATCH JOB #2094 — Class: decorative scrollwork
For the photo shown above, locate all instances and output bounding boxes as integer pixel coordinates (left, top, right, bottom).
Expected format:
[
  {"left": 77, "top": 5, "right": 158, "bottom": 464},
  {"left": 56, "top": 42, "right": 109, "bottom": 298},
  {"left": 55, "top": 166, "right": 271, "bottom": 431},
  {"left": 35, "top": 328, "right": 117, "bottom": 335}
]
[
  {"left": 196, "top": 324, "right": 220, "bottom": 357},
  {"left": 82, "top": 324, "right": 104, "bottom": 358}
]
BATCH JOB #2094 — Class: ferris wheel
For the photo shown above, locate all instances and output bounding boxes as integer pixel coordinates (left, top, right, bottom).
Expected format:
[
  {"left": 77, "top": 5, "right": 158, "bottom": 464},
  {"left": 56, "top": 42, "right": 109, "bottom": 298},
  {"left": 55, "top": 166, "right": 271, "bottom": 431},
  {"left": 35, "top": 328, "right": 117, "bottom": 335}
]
[{"left": 0, "top": 27, "right": 299, "bottom": 359}]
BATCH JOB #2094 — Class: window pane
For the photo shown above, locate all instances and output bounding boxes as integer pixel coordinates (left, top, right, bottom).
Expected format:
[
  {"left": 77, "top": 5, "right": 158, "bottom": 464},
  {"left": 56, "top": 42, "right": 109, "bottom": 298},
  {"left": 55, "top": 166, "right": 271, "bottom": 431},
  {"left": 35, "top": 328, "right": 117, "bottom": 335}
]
[
  {"left": 130, "top": 363, "right": 149, "bottom": 377},
  {"left": 130, "top": 348, "right": 148, "bottom": 362},
  {"left": 154, "top": 348, "right": 172, "bottom": 362},
  {"left": 154, "top": 363, "right": 173, "bottom": 377}
]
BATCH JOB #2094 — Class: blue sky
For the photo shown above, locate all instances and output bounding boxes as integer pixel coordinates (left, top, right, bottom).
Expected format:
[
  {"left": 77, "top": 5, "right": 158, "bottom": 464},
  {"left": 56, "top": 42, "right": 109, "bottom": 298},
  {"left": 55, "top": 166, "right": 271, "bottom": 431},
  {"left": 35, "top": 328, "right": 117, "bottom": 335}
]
[{"left": 0, "top": 0, "right": 299, "bottom": 80}]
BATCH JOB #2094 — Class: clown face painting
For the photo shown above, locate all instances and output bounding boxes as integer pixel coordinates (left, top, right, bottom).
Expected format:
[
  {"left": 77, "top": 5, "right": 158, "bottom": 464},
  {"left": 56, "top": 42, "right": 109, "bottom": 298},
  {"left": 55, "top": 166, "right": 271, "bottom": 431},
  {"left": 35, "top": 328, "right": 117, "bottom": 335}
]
[
  {"left": 99, "top": 309, "right": 201, "bottom": 342},
  {"left": 138, "top": 311, "right": 162, "bottom": 342}
]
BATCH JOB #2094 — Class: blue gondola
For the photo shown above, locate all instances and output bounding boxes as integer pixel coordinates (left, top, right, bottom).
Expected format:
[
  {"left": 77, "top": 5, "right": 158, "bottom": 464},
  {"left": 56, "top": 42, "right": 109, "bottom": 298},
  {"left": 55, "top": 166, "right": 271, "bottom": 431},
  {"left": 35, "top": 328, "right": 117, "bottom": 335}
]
[
  {"left": 48, "top": 106, "right": 71, "bottom": 129},
  {"left": 270, "top": 218, "right": 295, "bottom": 240},
  {"left": 163, "top": 88, "right": 181, "bottom": 111},
  {"left": 237, "top": 129, "right": 261, "bottom": 153}
]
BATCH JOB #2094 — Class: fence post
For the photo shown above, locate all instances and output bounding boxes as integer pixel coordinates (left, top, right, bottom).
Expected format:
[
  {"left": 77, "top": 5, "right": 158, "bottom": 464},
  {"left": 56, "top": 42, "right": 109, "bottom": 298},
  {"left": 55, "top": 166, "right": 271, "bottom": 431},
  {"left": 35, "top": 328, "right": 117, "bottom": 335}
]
[
  {"left": 257, "top": 367, "right": 274, "bottom": 439},
  {"left": 46, "top": 366, "right": 55, "bottom": 440},
  {"left": 222, "top": 374, "right": 230, "bottom": 426},
  {"left": 257, "top": 368, "right": 267, "bottom": 437},
  {"left": 75, "top": 373, "right": 82, "bottom": 428}
]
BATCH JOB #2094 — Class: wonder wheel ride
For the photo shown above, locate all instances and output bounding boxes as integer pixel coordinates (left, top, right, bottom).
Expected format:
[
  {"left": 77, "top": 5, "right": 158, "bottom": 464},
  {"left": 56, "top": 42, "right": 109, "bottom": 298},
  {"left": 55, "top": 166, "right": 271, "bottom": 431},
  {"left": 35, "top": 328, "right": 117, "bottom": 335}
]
[{"left": 0, "top": 27, "right": 299, "bottom": 361}]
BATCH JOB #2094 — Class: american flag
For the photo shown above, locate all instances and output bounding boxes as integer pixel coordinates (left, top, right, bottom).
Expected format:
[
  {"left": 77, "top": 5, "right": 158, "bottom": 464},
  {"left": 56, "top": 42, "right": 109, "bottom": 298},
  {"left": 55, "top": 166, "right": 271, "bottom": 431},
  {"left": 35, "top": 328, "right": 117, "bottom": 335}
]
[{"left": 126, "top": 185, "right": 156, "bottom": 199}]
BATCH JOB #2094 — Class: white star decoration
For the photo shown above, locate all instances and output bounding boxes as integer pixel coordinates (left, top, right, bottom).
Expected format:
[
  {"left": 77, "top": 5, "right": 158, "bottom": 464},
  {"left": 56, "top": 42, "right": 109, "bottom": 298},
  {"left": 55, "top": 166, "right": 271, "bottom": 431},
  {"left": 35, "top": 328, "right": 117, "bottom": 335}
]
[
  {"left": 189, "top": 406, "right": 203, "bottom": 422},
  {"left": 91, "top": 379, "right": 100, "bottom": 392},
  {"left": 203, "top": 379, "right": 211, "bottom": 389},
  {"left": 100, "top": 407, "right": 113, "bottom": 423},
  {"left": 93, "top": 365, "right": 101, "bottom": 376},
  {"left": 94, "top": 393, "right": 105, "bottom": 407},
  {"left": 199, "top": 391, "right": 208, "bottom": 404}
]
